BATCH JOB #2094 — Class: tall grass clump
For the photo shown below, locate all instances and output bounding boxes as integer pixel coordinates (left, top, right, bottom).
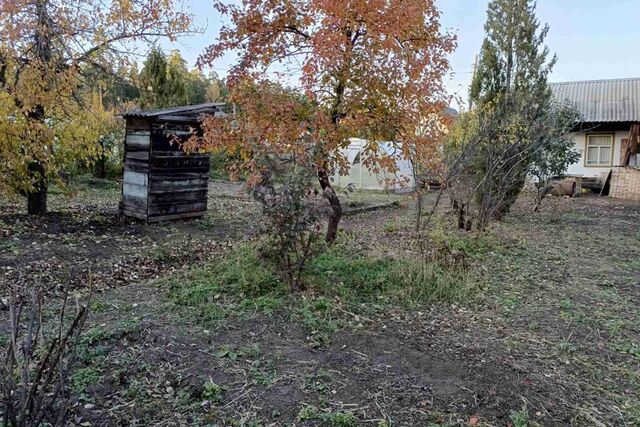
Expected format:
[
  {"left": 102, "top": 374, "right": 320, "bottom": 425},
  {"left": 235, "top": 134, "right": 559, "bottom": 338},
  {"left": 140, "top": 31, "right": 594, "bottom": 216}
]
[{"left": 307, "top": 242, "right": 477, "bottom": 310}]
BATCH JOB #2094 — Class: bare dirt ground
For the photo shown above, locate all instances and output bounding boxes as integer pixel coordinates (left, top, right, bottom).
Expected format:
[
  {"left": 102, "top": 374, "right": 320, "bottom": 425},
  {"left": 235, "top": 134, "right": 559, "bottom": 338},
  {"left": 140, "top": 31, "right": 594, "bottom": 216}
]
[{"left": 1, "top": 180, "right": 639, "bottom": 426}]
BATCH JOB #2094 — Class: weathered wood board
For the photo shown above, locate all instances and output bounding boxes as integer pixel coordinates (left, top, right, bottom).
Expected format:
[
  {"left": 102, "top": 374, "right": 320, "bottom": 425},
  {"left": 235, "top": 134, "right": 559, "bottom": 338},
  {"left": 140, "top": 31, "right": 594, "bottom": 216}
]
[{"left": 119, "top": 104, "right": 221, "bottom": 221}]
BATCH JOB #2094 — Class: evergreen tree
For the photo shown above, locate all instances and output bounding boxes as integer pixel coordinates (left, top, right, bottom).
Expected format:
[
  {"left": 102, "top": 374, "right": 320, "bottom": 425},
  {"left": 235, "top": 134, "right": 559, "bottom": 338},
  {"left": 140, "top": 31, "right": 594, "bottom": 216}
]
[
  {"left": 139, "top": 48, "right": 169, "bottom": 108},
  {"left": 463, "top": 0, "right": 574, "bottom": 227},
  {"left": 166, "top": 49, "right": 189, "bottom": 105},
  {"left": 470, "top": 0, "right": 553, "bottom": 109},
  {"left": 137, "top": 48, "right": 223, "bottom": 108}
]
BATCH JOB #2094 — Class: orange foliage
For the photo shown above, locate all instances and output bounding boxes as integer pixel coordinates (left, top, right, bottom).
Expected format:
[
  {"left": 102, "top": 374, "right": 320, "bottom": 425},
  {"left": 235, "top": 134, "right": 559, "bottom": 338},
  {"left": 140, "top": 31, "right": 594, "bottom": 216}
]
[
  {"left": 198, "top": 0, "right": 455, "bottom": 175},
  {"left": 195, "top": 0, "right": 456, "bottom": 240}
]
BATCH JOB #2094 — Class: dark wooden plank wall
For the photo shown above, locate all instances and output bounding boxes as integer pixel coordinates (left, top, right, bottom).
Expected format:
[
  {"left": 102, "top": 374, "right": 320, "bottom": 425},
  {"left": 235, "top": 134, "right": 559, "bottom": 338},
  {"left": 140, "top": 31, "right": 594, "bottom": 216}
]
[{"left": 146, "top": 123, "right": 210, "bottom": 220}]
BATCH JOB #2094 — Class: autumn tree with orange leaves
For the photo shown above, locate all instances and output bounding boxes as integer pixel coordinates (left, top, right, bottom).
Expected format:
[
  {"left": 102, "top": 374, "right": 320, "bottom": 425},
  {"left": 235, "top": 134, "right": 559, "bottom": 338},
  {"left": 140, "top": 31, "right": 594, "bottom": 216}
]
[
  {"left": 0, "top": 0, "right": 193, "bottom": 215},
  {"left": 196, "top": 0, "right": 456, "bottom": 242}
]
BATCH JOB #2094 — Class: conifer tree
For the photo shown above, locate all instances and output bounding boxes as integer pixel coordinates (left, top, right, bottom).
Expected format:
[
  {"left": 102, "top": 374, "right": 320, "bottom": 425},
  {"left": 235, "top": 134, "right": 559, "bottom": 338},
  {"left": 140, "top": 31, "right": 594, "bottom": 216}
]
[
  {"left": 462, "top": 0, "right": 575, "bottom": 226},
  {"left": 139, "top": 48, "right": 170, "bottom": 109}
]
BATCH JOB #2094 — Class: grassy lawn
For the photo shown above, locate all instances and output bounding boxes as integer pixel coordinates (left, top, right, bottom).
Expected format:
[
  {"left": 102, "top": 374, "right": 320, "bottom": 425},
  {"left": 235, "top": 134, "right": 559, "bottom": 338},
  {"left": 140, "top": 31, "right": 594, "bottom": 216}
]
[{"left": 1, "top": 181, "right": 639, "bottom": 426}]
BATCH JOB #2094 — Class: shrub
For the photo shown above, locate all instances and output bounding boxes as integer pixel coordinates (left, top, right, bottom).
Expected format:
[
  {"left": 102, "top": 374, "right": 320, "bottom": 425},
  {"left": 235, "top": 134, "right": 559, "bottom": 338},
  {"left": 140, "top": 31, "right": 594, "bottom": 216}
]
[
  {"left": 252, "top": 157, "right": 328, "bottom": 291},
  {"left": 1, "top": 287, "right": 89, "bottom": 426}
]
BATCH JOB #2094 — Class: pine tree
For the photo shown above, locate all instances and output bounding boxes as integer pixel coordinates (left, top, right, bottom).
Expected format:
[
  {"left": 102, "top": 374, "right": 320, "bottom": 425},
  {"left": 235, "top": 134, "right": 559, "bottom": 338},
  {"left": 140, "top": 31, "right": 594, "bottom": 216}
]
[
  {"left": 470, "top": 0, "right": 553, "bottom": 108},
  {"left": 137, "top": 49, "right": 220, "bottom": 108},
  {"left": 166, "top": 50, "right": 189, "bottom": 106}
]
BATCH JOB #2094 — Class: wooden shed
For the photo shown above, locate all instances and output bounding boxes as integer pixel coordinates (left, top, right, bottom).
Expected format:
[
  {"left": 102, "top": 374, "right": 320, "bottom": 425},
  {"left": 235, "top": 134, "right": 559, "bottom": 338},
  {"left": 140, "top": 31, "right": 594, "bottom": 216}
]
[{"left": 120, "top": 103, "right": 226, "bottom": 221}]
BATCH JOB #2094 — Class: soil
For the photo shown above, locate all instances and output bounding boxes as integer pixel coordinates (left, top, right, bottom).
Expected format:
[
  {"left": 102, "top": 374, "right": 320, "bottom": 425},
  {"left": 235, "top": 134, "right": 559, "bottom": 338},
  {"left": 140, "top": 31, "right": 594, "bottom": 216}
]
[{"left": 1, "top": 184, "right": 639, "bottom": 426}]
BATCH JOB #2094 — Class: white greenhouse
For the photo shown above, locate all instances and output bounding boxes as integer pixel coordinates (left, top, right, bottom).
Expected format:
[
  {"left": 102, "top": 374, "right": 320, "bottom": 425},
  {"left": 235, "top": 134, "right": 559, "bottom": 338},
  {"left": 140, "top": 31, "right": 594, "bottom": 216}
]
[{"left": 331, "top": 138, "right": 416, "bottom": 192}]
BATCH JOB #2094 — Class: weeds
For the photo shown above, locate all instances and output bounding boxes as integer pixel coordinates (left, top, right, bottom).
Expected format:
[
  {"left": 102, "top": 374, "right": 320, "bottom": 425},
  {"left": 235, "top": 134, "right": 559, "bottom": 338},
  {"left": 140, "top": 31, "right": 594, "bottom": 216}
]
[
  {"left": 71, "top": 366, "right": 103, "bottom": 394},
  {"left": 309, "top": 242, "right": 477, "bottom": 308},
  {"left": 196, "top": 216, "right": 215, "bottom": 230},
  {"left": 164, "top": 240, "right": 477, "bottom": 341},
  {"left": 303, "top": 370, "right": 332, "bottom": 394},
  {"left": 295, "top": 297, "right": 340, "bottom": 347},
  {"left": 250, "top": 359, "right": 277, "bottom": 386},
  {"left": 202, "top": 380, "right": 224, "bottom": 403},
  {"left": 612, "top": 341, "right": 640, "bottom": 360},
  {"left": 297, "top": 405, "right": 358, "bottom": 426},
  {"left": 510, "top": 406, "right": 529, "bottom": 427}
]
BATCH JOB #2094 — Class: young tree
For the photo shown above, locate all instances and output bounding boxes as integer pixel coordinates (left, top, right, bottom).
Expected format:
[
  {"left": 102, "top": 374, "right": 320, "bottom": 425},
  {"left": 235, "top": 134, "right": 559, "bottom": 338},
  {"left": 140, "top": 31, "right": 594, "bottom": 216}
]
[
  {"left": 529, "top": 104, "right": 581, "bottom": 211},
  {"left": 461, "top": 0, "right": 575, "bottom": 228},
  {"left": 196, "top": 0, "right": 455, "bottom": 242},
  {"left": 0, "top": 0, "right": 192, "bottom": 215}
]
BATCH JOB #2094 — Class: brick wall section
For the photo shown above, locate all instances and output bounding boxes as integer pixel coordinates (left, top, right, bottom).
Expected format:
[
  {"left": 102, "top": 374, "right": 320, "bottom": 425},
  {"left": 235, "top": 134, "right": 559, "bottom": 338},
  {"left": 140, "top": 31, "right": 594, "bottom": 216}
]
[{"left": 610, "top": 167, "right": 640, "bottom": 201}]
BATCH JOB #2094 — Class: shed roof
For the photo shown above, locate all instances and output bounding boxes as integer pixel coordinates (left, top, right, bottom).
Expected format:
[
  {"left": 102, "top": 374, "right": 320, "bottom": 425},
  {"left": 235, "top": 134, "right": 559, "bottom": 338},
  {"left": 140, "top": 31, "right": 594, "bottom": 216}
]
[
  {"left": 550, "top": 77, "right": 640, "bottom": 123},
  {"left": 123, "top": 102, "right": 228, "bottom": 120}
]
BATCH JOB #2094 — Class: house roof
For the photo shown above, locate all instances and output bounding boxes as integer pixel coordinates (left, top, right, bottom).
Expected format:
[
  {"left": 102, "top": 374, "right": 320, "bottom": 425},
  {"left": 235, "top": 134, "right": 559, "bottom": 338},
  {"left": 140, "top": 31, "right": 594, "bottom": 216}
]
[
  {"left": 550, "top": 77, "right": 640, "bottom": 123},
  {"left": 123, "top": 102, "right": 228, "bottom": 120}
]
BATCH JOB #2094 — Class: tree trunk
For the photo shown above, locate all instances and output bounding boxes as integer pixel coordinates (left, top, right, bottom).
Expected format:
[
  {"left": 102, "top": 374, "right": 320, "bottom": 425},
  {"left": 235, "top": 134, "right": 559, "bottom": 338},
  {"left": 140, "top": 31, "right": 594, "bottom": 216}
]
[
  {"left": 456, "top": 202, "right": 466, "bottom": 230},
  {"left": 24, "top": 0, "right": 52, "bottom": 216},
  {"left": 27, "top": 162, "right": 47, "bottom": 216},
  {"left": 318, "top": 164, "right": 341, "bottom": 244},
  {"left": 99, "top": 137, "right": 106, "bottom": 179}
]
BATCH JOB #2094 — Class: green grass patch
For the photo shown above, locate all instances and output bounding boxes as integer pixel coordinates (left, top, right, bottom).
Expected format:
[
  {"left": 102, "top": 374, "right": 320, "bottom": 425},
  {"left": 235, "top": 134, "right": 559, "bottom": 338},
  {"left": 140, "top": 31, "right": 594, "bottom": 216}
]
[
  {"left": 0, "top": 239, "right": 20, "bottom": 255},
  {"left": 509, "top": 406, "right": 529, "bottom": 427},
  {"left": 307, "top": 242, "right": 476, "bottom": 309},
  {"left": 164, "top": 246, "right": 288, "bottom": 325},
  {"left": 0, "top": 332, "right": 8, "bottom": 348},
  {"left": 73, "top": 175, "right": 120, "bottom": 191},
  {"left": 297, "top": 405, "right": 358, "bottom": 426},
  {"left": 202, "top": 380, "right": 225, "bottom": 403},
  {"left": 163, "top": 239, "right": 478, "bottom": 340},
  {"left": 71, "top": 366, "right": 104, "bottom": 395},
  {"left": 69, "top": 324, "right": 117, "bottom": 396}
]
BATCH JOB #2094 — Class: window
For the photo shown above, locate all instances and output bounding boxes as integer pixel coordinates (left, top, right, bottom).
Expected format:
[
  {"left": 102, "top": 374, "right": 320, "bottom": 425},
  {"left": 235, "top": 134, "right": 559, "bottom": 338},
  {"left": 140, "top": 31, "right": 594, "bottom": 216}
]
[{"left": 585, "top": 134, "right": 613, "bottom": 166}]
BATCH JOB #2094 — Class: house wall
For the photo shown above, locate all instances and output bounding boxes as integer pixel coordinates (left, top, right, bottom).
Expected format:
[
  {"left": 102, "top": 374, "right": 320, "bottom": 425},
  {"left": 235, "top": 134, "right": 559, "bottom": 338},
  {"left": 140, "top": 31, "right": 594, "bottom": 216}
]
[{"left": 565, "top": 130, "right": 629, "bottom": 180}]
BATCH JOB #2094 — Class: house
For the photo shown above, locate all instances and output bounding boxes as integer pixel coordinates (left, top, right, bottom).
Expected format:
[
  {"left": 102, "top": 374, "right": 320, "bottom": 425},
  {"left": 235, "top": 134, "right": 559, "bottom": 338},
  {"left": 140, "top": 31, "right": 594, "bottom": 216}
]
[{"left": 550, "top": 78, "right": 640, "bottom": 197}]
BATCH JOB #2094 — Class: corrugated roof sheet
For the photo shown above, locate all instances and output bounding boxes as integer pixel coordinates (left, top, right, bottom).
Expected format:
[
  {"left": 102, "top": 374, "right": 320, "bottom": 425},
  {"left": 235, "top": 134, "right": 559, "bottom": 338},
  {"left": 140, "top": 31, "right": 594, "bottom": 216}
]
[
  {"left": 123, "top": 102, "right": 227, "bottom": 118},
  {"left": 550, "top": 78, "right": 640, "bottom": 123}
]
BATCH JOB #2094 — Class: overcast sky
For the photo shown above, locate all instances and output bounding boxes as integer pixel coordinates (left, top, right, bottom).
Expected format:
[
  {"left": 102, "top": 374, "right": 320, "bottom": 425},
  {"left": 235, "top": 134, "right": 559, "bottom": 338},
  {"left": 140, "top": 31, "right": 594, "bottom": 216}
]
[{"left": 161, "top": 0, "right": 640, "bottom": 108}]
